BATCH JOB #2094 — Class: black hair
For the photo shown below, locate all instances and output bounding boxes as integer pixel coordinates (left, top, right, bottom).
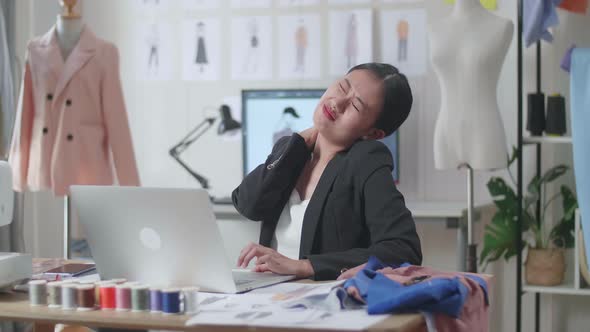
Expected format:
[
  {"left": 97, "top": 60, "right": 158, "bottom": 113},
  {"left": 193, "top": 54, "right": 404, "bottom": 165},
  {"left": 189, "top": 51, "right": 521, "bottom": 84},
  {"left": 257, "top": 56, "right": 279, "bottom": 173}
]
[{"left": 347, "top": 63, "right": 413, "bottom": 137}]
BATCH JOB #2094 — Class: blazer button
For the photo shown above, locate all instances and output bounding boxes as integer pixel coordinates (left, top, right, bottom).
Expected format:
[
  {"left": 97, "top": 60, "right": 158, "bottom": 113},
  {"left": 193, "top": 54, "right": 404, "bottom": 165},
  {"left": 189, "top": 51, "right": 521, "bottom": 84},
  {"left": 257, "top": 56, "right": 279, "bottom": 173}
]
[
  {"left": 66, "top": 99, "right": 72, "bottom": 106},
  {"left": 67, "top": 134, "right": 74, "bottom": 141},
  {"left": 42, "top": 127, "right": 48, "bottom": 135},
  {"left": 46, "top": 93, "right": 53, "bottom": 101}
]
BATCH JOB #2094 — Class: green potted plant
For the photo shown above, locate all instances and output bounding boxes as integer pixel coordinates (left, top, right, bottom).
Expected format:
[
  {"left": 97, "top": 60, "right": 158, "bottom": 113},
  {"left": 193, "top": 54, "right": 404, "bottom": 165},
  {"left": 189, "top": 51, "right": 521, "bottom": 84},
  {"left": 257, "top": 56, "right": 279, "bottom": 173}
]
[{"left": 480, "top": 147, "right": 579, "bottom": 286}]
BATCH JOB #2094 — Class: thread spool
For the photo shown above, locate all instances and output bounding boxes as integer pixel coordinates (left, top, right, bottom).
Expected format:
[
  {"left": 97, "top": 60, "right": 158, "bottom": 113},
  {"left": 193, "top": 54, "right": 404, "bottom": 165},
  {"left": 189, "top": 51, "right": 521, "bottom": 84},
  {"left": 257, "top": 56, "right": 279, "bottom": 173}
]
[
  {"left": 546, "top": 94, "right": 566, "bottom": 135},
  {"left": 47, "top": 281, "right": 62, "bottom": 308},
  {"left": 94, "top": 281, "right": 109, "bottom": 307},
  {"left": 161, "top": 288, "right": 181, "bottom": 315},
  {"left": 28, "top": 280, "right": 47, "bottom": 306},
  {"left": 61, "top": 284, "right": 78, "bottom": 310},
  {"left": 115, "top": 284, "right": 132, "bottom": 311},
  {"left": 76, "top": 285, "right": 96, "bottom": 311},
  {"left": 182, "top": 287, "right": 200, "bottom": 314},
  {"left": 527, "top": 92, "right": 546, "bottom": 136},
  {"left": 99, "top": 283, "right": 116, "bottom": 310},
  {"left": 149, "top": 287, "right": 162, "bottom": 313},
  {"left": 131, "top": 285, "right": 150, "bottom": 312}
]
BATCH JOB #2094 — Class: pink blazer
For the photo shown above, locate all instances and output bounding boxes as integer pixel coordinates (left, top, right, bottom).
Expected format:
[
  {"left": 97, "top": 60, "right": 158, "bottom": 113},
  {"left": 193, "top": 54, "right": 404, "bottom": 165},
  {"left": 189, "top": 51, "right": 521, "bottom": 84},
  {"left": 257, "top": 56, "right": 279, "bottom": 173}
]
[{"left": 9, "top": 26, "right": 140, "bottom": 196}]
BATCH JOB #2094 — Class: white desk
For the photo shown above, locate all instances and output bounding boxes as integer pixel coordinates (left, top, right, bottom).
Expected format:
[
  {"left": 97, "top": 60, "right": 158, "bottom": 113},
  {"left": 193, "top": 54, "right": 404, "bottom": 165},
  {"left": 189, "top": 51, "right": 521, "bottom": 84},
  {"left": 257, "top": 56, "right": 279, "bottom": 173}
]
[{"left": 213, "top": 201, "right": 479, "bottom": 272}]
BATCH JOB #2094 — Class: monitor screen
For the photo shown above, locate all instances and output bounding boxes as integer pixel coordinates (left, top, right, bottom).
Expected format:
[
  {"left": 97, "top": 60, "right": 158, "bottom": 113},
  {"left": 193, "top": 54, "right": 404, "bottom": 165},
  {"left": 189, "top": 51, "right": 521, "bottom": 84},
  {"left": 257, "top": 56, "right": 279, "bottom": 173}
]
[{"left": 242, "top": 89, "right": 399, "bottom": 182}]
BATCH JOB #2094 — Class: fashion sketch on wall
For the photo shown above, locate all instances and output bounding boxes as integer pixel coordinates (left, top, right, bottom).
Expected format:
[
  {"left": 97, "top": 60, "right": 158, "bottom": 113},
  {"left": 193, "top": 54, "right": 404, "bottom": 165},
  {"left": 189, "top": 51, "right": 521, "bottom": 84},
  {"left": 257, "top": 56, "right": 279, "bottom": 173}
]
[
  {"left": 278, "top": 15, "right": 320, "bottom": 80},
  {"left": 346, "top": 14, "right": 358, "bottom": 68},
  {"left": 329, "top": 9, "right": 373, "bottom": 76},
  {"left": 195, "top": 21, "right": 208, "bottom": 73},
  {"left": 147, "top": 23, "right": 159, "bottom": 74},
  {"left": 182, "top": 18, "right": 221, "bottom": 81},
  {"left": 380, "top": 9, "right": 427, "bottom": 77},
  {"left": 294, "top": 19, "right": 308, "bottom": 73},
  {"left": 231, "top": 16, "right": 272, "bottom": 80},
  {"left": 136, "top": 22, "right": 173, "bottom": 81},
  {"left": 397, "top": 17, "right": 409, "bottom": 62}
]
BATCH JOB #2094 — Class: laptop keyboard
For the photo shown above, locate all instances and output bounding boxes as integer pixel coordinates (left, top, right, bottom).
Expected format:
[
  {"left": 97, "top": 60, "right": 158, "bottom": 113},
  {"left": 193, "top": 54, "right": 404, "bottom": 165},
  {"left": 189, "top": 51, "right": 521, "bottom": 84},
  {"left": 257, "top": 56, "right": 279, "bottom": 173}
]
[{"left": 232, "top": 270, "right": 283, "bottom": 285}]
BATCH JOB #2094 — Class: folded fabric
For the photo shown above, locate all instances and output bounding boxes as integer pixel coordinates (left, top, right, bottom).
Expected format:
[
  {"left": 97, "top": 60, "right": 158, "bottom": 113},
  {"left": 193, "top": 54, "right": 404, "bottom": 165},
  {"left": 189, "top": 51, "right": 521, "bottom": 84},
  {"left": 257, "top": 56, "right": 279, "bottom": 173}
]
[
  {"left": 559, "top": 0, "right": 588, "bottom": 13},
  {"left": 523, "top": 0, "right": 563, "bottom": 47},
  {"left": 561, "top": 44, "right": 577, "bottom": 72},
  {"left": 344, "top": 256, "right": 491, "bottom": 332}
]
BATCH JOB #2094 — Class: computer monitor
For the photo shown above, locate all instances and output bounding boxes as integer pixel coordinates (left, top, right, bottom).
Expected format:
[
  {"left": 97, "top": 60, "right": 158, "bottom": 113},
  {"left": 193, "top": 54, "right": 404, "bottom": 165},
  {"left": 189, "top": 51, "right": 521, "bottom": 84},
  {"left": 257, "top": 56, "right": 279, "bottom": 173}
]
[{"left": 242, "top": 89, "right": 400, "bottom": 182}]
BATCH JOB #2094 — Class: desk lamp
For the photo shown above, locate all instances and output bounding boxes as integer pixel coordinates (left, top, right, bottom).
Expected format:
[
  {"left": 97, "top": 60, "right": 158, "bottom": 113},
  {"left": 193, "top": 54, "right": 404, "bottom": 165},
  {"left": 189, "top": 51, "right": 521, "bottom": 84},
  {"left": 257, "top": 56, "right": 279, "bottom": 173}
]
[{"left": 169, "top": 105, "right": 241, "bottom": 189}]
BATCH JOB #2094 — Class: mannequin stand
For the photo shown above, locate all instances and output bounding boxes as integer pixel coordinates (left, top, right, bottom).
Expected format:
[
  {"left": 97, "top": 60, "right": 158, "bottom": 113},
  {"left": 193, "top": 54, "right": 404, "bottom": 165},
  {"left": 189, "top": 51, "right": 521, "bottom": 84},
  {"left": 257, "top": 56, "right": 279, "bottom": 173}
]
[
  {"left": 461, "top": 164, "right": 478, "bottom": 273},
  {"left": 63, "top": 196, "right": 70, "bottom": 259}
]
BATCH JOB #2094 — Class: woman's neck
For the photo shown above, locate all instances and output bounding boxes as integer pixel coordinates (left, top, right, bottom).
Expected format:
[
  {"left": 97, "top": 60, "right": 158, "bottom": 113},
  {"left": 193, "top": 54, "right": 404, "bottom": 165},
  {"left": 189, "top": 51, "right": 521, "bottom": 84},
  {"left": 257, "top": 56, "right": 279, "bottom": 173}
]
[
  {"left": 312, "top": 134, "right": 346, "bottom": 164},
  {"left": 452, "top": 0, "right": 485, "bottom": 17}
]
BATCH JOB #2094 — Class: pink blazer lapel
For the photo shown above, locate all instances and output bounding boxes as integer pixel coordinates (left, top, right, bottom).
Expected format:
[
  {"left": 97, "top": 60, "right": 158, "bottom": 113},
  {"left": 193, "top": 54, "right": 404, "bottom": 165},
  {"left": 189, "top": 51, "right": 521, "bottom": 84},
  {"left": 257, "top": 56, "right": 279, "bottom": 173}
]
[
  {"left": 52, "top": 25, "right": 97, "bottom": 101},
  {"left": 33, "top": 26, "right": 63, "bottom": 84}
]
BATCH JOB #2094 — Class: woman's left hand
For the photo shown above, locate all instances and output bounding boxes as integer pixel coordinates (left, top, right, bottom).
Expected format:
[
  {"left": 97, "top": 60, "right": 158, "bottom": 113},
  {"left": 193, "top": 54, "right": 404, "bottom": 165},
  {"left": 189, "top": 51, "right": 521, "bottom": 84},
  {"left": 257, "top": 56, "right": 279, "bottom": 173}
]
[{"left": 237, "top": 242, "right": 314, "bottom": 278}]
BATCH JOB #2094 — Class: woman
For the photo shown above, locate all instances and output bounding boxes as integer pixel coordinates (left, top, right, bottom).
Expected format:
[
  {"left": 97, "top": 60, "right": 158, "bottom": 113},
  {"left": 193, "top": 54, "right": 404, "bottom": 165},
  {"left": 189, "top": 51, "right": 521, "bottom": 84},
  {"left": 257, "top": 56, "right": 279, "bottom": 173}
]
[{"left": 232, "top": 63, "right": 422, "bottom": 281}]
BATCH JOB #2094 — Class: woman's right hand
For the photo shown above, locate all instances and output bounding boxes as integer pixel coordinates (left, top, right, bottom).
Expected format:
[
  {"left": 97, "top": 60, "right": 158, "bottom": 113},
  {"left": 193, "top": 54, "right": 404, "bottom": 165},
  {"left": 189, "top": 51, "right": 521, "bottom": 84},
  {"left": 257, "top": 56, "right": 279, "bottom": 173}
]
[{"left": 299, "top": 127, "right": 319, "bottom": 150}]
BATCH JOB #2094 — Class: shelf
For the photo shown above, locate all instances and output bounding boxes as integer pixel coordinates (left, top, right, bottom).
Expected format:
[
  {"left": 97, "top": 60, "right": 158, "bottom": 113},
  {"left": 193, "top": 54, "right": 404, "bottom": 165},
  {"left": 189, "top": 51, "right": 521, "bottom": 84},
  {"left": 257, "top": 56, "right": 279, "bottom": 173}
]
[
  {"left": 523, "top": 136, "right": 572, "bottom": 144},
  {"left": 523, "top": 282, "right": 590, "bottom": 296},
  {"left": 213, "top": 200, "right": 477, "bottom": 220}
]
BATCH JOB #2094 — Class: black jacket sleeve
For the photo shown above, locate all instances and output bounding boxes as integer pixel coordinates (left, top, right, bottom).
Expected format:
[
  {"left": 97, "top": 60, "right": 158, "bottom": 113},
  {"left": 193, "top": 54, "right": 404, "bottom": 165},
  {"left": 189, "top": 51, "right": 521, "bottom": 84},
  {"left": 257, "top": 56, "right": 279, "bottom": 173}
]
[
  {"left": 307, "top": 147, "right": 422, "bottom": 280},
  {"left": 232, "top": 134, "right": 310, "bottom": 221}
]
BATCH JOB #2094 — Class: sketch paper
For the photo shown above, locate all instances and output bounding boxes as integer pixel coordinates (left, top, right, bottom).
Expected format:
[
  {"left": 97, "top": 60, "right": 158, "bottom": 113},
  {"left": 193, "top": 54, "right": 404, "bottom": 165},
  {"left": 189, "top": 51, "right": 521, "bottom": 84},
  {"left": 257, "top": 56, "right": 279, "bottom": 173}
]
[
  {"left": 182, "top": 18, "right": 221, "bottom": 81},
  {"left": 380, "top": 9, "right": 428, "bottom": 77},
  {"left": 278, "top": 14, "right": 321, "bottom": 80},
  {"left": 329, "top": 9, "right": 373, "bottom": 75},
  {"left": 136, "top": 22, "right": 175, "bottom": 81},
  {"left": 231, "top": 16, "right": 273, "bottom": 80}
]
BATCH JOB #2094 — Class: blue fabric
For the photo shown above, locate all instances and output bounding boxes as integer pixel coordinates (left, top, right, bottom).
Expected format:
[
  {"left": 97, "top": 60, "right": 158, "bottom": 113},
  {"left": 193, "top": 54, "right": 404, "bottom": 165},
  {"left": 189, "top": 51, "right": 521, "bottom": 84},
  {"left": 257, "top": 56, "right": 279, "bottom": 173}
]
[
  {"left": 523, "top": 0, "right": 563, "bottom": 48},
  {"left": 343, "top": 257, "right": 488, "bottom": 318},
  {"left": 571, "top": 48, "right": 590, "bottom": 266}
]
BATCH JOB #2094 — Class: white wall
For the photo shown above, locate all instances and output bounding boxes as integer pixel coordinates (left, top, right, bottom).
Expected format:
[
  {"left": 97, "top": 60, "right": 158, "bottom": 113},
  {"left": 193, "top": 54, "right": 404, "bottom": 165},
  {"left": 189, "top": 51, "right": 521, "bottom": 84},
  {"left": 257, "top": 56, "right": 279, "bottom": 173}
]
[{"left": 10, "top": 0, "right": 590, "bottom": 331}]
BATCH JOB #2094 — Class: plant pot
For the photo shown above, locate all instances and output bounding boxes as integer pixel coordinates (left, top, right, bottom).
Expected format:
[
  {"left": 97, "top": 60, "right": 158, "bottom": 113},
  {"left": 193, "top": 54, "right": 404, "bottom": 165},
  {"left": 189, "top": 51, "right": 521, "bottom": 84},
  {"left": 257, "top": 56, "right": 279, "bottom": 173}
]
[{"left": 525, "top": 248, "right": 566, "bottom": 286}]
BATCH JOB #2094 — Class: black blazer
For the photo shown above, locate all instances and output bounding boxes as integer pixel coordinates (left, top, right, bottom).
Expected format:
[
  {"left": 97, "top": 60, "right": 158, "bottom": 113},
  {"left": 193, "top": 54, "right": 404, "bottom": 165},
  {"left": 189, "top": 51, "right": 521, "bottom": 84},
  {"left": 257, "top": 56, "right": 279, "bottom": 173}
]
[{"left": 232, "top": 134, "right": 422, "bottom": 280}]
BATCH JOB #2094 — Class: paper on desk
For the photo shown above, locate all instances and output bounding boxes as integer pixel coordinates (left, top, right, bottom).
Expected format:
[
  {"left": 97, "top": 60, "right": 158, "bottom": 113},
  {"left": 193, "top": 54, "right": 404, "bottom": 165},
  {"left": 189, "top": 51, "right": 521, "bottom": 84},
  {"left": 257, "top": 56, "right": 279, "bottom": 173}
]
[
  {"left": 186, "top": 308, "right": 388, "bottom": 330},
  {"left": 196, "top": 281, "right": 344, "bottom": 312},
  {"left": 186, "top": 280, "right": 387, "bottom": 330}
]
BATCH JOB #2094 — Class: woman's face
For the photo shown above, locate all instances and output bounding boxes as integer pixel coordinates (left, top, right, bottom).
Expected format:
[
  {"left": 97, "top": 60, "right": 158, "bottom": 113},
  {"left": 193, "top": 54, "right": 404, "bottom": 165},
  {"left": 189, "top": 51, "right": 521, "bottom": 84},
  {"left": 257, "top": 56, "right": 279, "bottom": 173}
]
[{"left": 313, "top": 69, "right": 385, "bottom": 148}]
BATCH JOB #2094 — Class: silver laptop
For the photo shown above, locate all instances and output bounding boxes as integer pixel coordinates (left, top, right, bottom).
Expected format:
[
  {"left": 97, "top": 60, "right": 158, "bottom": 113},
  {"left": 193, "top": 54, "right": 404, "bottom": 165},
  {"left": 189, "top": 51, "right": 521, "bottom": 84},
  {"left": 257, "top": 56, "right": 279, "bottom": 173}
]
[{"left": 70, "top": 185, "right": 295, "bottom": 293}]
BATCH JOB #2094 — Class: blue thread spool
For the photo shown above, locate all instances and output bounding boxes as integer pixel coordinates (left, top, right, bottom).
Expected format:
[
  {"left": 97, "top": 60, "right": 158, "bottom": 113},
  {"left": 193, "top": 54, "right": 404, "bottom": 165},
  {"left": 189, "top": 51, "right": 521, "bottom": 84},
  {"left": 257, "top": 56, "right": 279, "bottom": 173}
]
[{"left": 161, "top": 288, "right": 181, "bottom": 315}]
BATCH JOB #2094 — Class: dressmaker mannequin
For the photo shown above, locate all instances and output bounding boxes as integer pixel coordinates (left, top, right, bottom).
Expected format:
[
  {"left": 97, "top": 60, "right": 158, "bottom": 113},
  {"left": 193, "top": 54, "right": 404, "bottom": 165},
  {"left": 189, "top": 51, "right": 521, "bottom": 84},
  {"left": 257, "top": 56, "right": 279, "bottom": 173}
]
[
  {"left": 56, "top": 0, "right": 83, "bottom": 60},
  {"left": 429, "top": 0, "right": 513, "bottom": 272},
  {"left": 57, "top": 0, "right": 83, "bottom": 259},
  {"left": 429, "top": 0, "right": 513, "bottom": 170}
]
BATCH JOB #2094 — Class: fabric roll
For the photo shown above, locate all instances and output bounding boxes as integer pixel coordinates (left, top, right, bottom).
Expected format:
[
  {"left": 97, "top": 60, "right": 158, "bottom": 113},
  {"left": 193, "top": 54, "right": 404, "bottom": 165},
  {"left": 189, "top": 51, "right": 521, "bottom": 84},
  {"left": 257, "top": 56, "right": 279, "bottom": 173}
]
[{"left": 570, "top": 48, "right": 590, "bottom": 266}]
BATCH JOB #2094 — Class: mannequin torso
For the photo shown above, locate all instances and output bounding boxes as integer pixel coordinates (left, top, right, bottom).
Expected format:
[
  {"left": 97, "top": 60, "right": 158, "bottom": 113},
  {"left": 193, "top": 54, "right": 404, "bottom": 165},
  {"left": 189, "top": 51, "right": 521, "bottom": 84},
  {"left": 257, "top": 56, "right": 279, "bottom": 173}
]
[
  {"left": 56, "top": 15, "right": 83, "bottom": 60},
  {"left": 429, "top": 0, "right": 513, "bottom": 170}
]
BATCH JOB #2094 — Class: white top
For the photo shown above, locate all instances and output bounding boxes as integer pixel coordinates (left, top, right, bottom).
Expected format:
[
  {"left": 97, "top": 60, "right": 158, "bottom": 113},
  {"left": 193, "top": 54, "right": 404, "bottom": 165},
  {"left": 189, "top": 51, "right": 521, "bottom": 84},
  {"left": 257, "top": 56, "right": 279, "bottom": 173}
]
[
  {"left": 271, "top": 190, "right": 310, "bottom": 260},
  {"left": 428, "top": 0, "right": 513, "bottom": 170}
]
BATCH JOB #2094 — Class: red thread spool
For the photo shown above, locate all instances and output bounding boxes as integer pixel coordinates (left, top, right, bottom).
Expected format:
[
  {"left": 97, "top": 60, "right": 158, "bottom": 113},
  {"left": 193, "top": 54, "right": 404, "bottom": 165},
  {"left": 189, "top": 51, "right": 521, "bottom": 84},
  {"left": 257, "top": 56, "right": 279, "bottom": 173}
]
[{"left": 99, "top": 283, "right": 116, "bottom": 310}]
